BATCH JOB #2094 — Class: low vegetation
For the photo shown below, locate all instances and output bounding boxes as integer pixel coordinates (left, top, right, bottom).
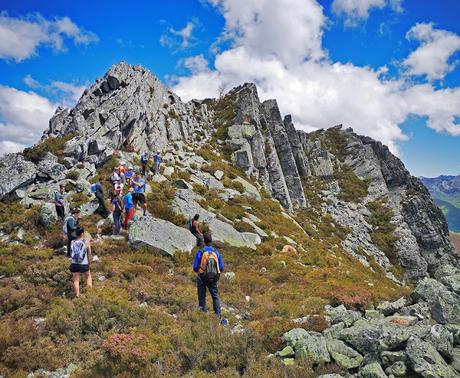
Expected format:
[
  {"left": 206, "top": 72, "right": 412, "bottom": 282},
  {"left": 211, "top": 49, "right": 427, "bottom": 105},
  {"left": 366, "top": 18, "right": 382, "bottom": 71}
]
[{"left": 23, "top": 134, "right": 75, "bottom": 163}]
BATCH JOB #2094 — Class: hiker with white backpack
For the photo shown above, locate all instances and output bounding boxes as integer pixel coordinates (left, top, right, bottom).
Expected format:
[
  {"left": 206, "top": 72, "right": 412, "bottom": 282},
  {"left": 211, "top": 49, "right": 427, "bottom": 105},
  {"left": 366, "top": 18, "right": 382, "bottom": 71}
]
[
  {"left": 69, "top": 227, "right": 92, "bottom": 297},
  {"left": 192, "top": 232, "right": 228, "bottom": 326}
]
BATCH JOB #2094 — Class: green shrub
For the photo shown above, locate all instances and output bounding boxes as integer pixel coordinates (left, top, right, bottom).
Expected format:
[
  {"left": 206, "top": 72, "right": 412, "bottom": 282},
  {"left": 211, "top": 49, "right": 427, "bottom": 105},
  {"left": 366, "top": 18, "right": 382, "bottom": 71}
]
[
  {"left": 65, "top": 170, "right": 79, "bottom": 180},
  {"left": 23, "top": 134, "right": 75, "bottom": 163},
  {"left": 335, "top": 165, "right": 369, "bottom": 203}
]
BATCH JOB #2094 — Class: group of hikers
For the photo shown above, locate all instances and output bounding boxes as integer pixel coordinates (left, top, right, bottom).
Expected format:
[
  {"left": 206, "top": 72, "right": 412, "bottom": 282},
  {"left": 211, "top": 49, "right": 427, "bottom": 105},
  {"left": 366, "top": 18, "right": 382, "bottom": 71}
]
[{"left": 51, "top": 150, "right": 228, "bottom": 325}]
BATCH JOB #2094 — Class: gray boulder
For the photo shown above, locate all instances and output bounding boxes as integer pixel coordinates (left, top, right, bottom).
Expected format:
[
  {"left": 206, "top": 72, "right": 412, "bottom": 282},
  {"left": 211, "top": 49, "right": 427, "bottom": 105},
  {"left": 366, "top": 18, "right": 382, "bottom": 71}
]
[
  {"left": 377, "top": 297, "right": 407, "bottom": 316},
  {"left": 424, "top": 324, "right": 454, "bottom": 359},
  {"left": 326, "top": 338, "right": 363, "bottom": 369},
  {"left": 0, "top": 154, "right": 36, "bottom": 200},
  {"left": 325, "top": 304, "right": 362, "bottom": 327},
  {"left": 282, "top": 329, "right": 331, "bottom": 364},
  {"left": 128, "top": 216, "right": 196, "bottom": 256},
  {"left": 359, "top": 362, "right": 388, "bottom": 378},
  {"left": 452, "top": 348, "right": 460, "bottom": 373},
  {"left": 385, "top": 361, "right": 407, "bottom": 377},
  {"left": 39, "top": 203, "right": 58, "bottom": 227},
  {"left": 406, "top": 337, "right": 458, "bottom": 378}
]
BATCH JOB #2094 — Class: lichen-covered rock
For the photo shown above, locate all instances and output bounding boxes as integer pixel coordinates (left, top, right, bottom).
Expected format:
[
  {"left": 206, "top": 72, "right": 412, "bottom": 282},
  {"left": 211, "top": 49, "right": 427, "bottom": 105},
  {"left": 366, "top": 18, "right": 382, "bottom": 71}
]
[
  {"left": 377, "top": 297, "right": 407, "bottom": 316},
  {"left": 38, "top": 203, "right": 58, "bottom": 227},
  {"left": 326, "top": 338, "right": 363, "bottom": 369},
  {"left": 325, "top": 304, "right": 362, "bottom": 327},
  {"left": 282, "top": 329, "right": 330, "bottom": 364},
  {"left": 358, "top": 362, "right": 388, "bottom": 378},
  {"left": 385, "top": 361, "right": 407, "bottom": 377},
  {"left": 128, "top": 216, "right": 196, "bottom": 256},
  {"left": 406, "top": 337, "right": 458, "bottom": 378},
  {"left": 424, "top": 324, "right": 454, "bottom": 359},
  {"left": 0, "top": 153, "right": 36, "bottom": 200}
]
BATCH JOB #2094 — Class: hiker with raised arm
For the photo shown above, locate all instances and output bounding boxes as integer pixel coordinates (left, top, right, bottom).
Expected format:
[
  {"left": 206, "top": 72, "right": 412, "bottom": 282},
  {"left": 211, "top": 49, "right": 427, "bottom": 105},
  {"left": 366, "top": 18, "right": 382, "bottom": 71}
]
[
  {"left": 70, "top": 227, "right": 92, "bottom": 297},
  {"left": 111, "top": 191, "right": 124, "bottom": 235},
  {"left": 133, "top": 171, "right": 147, "bottom": 217},
  {"left": 64, "top": 207, "right": 80, "bottom": 257},
  {"left": 193, "top": 232, "right": 228, "bottom": 326},
  {"left": 123, "top": 187, "right": 135, "bottom": 229},
  {"left": 52, "top": 183, "right": 66, "bottom": 220},
  {"left": 154, "top": 151, "right": 162, "bottom": 175},
  {"left": 189, "top": 214, "right": 204, "bottom": 247}
]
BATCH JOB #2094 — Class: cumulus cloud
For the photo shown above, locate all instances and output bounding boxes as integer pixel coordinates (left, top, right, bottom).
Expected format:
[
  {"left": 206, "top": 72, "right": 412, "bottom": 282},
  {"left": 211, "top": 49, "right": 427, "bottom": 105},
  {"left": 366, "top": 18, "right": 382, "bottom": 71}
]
[
  {"left": 179, "top": 54, "right": 210, "bottom": 74},
  {"left": 173, "top": 0, "right": 460, "bottom": 153},
  {"left": 0, "top": 85, "right": 58, "bottom": 155},
  {"left": 404, "top": 23, "right": 460, "bottom": 81},
  {"left": 332, "top": 0, "right": 403, "bottom": 27},
  {"left": 0, "top": 12, "right": 98, "bottom": 62},
  {"left": 160, "top": 19, "right": 199, "bottom": 50}
]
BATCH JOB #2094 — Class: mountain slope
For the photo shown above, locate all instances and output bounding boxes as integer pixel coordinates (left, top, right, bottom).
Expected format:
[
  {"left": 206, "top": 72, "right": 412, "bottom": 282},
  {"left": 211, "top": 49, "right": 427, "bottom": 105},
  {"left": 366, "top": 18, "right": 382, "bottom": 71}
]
[
  {"left": 0, "top": 61, "right": 459, "bottom": 377},
  {"left": 421, "top": 175, "right": 460, "bottom": 232}
]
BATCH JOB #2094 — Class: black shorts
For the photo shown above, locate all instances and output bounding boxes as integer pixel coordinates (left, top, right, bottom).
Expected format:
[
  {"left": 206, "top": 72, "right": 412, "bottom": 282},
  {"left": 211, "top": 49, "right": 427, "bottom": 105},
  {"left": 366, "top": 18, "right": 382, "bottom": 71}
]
[
  {"left": 133, "top": 193, "right": 146, "bottom": 205},
  {"left": 70, "top": 264, "right": 90, "bottom": 273}
]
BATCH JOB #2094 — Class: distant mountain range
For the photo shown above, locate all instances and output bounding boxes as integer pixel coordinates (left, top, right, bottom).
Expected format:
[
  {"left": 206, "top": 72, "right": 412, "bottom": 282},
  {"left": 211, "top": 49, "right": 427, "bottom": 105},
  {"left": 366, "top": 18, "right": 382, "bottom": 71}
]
[{"left": 421, "top": 175, "right": 460, "bottom": 232}]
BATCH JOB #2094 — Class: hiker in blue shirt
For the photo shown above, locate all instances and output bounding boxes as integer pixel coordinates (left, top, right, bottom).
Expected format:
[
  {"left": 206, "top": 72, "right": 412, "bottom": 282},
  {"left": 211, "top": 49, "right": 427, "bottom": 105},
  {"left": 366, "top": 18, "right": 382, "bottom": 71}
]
[
  {"left": 192, "top": 232, "right": 228, "bottom": 325},
  {"left": 125, "top": 166, "right": 134, "bottom": 186},
  {"left": 154, "top": 151, "right": 162, "bottom": 175},
  {"left": 133, "top": 172, "right": 147, "bottom": 217}
]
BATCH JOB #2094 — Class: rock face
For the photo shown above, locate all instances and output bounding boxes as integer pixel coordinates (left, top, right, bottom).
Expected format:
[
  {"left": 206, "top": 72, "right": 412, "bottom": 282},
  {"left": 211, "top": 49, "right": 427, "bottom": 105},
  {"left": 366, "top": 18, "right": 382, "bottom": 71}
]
[
  {"left": 128, "top": 216, "right": 196, "bottom": 256},
  {"left": 0, "top": 154, "right": 36, "bottom": 200}
]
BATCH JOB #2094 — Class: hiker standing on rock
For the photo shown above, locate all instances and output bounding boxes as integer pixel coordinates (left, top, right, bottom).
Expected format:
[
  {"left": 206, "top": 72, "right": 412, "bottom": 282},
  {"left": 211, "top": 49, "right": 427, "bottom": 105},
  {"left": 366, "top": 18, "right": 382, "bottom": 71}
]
[
  {"left": 111, "top": 191, "right": 124, "bottom": 235},
  {"left": 133, "top": 171, "right": 147, "bottom": 217},
  {"left": 154, "top": 151, "right": 162, "bottom": 175},
  {"left": 123, "top": 187, "right": 135, "bottom": 229},
  {"left": 189, "top": 214, "right": 204, "bottom": 247},
  {"left": 140, "top": 151, "right": 149, "bottom": 175},
  {"left": 193, "top": 232, "right": 228, "bottom": 326},
  {"left": 52, "top": 183, "right": 66, "bottom": 220},
  {"left": 64, "top": 207, "right": 80, "bottom": 257},
  {"left": 70, "top": 227, "right": 92, "bottom": 297}
]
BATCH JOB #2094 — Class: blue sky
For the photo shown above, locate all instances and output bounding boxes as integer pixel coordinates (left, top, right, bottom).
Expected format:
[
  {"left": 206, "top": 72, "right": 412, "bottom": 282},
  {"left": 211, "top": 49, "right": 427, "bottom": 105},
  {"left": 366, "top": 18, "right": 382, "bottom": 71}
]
[{"left": 0, "top": 0, "right": 459, "bottom": 177}]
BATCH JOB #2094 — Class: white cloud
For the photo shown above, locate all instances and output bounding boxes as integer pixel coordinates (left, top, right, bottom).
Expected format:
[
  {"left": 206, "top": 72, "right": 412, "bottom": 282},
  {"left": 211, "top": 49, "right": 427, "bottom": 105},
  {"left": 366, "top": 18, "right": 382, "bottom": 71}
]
[
  {"left": 179, "top": 54, "right": 210, "bottom": 74},
  {"left": 0, "top": 12, "right": 98, "bottom": 62},
  {"left": 404, "top": 23, "right": 460, "bottom": 81},
  {"left": 0, "top": 85, "right": 58, "bottom": 155},
  {"left": 160, "top": 19, "right": 199, "bottom": 50},
  {"left": 173, "top": 0, "right": 460, "bottom": 154},
  {"left": 24, "top": 75, "right": 85, "bottom": 106},
  {"left": 332, "top": 0, "right": 403, "bottom": 27}
]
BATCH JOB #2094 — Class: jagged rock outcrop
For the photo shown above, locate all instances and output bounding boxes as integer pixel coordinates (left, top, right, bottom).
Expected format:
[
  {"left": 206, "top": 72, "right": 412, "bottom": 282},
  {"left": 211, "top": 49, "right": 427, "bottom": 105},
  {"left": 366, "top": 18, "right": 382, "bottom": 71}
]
[
  {"left": 44, "top": 61, "right": 211, "bottom": 166},
  {"left": 0, "top": 154, "right": 37, "bottom": 200}
]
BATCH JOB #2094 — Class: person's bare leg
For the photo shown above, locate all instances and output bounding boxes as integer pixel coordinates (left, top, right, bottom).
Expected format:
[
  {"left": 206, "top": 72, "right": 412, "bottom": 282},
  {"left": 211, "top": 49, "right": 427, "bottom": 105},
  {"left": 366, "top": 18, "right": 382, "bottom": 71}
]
[
  {"left": 73, "top": 272, "right": 80, "bottom": 297},
  {"left": 85, "top": 271, "right": 93, "bottom": 290}
]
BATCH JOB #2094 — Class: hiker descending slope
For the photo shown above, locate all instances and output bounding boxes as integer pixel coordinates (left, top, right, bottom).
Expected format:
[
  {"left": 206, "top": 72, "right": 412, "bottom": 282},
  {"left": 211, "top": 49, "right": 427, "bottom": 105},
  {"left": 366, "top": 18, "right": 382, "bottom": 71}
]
[
  {"left": 64, "top": 208, "right": 80, "bottom": 257},
  {"left": 52, "top": 183, "right": 66, "bottom": 220},
  {"left": 91, "top": 182, "right": 109, "bottom": 218},
  {"left": 69, "top": 227, "right": 92, "bottom": 297},
  {"left": 193, "top": 232, "right": 228, "bottom": 326}
]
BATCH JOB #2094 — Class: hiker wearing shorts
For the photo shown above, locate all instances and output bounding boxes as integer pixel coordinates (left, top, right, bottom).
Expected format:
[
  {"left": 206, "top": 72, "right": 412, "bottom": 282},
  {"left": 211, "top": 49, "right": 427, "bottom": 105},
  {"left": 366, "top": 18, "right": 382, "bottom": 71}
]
[
  {"left": 123, "top": 187, "right": 135, "bottom": 229},
  {"left": 192, "top": 232, "right": 228, "bottom": 325},
  {"left": 65, "top": 207, "right": 80, "bottom": 257},
  {"left": 69, "top": 227, "right": 92, "bottom": 297},
  {"left": 111, "top": 192, "right": 124, "bottom": 235},
  {"left": 133, "top": 172, "right": 147, "bottom": 217},
  {"left": 52, "top": 183, "right": 66, "bottom": 220}
]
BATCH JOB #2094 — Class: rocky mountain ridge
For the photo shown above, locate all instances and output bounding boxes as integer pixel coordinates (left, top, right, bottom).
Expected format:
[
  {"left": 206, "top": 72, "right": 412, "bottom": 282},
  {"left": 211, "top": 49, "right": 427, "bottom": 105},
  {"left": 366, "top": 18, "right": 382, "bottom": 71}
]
[{"left": 1, "top": 60, "right": 460, "bottom": 377}]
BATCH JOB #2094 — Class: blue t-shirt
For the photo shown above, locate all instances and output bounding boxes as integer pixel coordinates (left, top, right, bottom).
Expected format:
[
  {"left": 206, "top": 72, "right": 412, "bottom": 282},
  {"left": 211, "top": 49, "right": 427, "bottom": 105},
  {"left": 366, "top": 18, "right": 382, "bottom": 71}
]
[
  {"left": 124, "top": 192, "right": 134, "bottom": 210},
  {"left": 154, "top": 154, "right": 162, "bottom": 164},
  {"left": 134, "top": 177, "right": 146, "bottom": 193},
  {"left": 125, "top": 170, "right": 134, "bottom": 179}
]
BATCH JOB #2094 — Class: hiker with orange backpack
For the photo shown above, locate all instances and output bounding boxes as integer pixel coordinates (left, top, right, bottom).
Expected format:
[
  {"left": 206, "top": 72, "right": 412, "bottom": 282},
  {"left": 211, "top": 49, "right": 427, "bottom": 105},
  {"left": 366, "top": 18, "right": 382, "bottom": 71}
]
[{"left": 192, "top": 232, "right": 228, "bottom": 325}]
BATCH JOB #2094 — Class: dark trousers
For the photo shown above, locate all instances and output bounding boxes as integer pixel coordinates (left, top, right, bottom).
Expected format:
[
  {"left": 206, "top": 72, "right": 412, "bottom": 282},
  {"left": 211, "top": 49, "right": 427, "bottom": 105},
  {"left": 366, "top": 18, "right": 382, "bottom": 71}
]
[
  {"left": 197, "top": 275, "right": 221, "bottom": 315},
  {"left": 67, "top": 235, "right": 76, "bottom": 257},
  {"left": 113, "top": 211, "right": 122, "bottom": 235},
  {"left": 55, "top": 205, "right": 65, "bottom": 220},
  {"left": 95, "top": 192, "right": 109, "bottom": 217},
  {"left": 192, "top": 232, "right": 204, "bottom": 247}
]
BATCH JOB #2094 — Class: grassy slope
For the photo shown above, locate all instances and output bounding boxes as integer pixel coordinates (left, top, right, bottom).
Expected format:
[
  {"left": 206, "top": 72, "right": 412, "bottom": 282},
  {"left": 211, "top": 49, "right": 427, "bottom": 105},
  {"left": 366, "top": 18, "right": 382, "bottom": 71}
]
[{"left": 434, "top": 198, "right": 460, "bottom": 232}]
